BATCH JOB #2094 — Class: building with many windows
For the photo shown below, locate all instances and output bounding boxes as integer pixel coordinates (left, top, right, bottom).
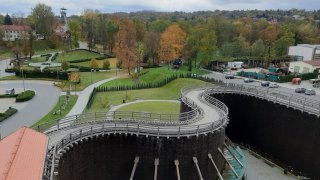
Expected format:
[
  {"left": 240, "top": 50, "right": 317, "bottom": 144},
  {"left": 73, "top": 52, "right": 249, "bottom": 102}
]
[{"left": 0, "top": 24, "right": 32, "bottom": 41}]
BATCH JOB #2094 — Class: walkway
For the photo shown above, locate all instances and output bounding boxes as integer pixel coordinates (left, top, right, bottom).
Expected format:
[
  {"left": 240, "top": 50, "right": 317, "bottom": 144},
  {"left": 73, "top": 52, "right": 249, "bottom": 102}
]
[
  {"left": 66, "top": 76, "right": 118, "bottom": 116},
  {"left": 109, "top": 100, "right": 180, "bottom": 111},
  {"left": 0, "top": 80, "right": 61, "bottom": 137}
]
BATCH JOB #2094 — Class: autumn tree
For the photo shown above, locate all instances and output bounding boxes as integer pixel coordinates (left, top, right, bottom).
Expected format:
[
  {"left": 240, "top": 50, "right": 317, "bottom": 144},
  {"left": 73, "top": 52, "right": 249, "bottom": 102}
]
[
  {"left": 103, "top": 60, "right": 110, "bottom": 70},
  {"left": 115, "top": 19, "right": 138, "bottom": 75},
  {"left": 81, "top": 10, "right": 100, "bottom": 51},
  {"left": 30, "top": 3, "right": 55, "bottom": 40},
  {"left": 90, "top": 58, "right": 99, "bottom": 70},
  {"left": 159, "top": 24, "right": 186, "bottom": 64},
  {"left": 105, "top": 20, "right": 119, "bottom": 54}
]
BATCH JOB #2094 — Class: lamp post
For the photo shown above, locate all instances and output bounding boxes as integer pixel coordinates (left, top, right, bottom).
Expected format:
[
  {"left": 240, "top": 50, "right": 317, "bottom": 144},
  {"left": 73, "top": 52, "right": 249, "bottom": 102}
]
[{"left": 21, "top": 68, "right": 25, "bottom": 92}]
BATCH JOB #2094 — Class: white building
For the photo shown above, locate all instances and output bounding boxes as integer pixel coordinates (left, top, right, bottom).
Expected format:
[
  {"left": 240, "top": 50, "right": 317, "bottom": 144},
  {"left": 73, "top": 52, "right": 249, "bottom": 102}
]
[
  {"left": 289, "top": 61, "right": 320, "bottom": 74},
  {"left": 288, "top": 44, "right": 320, "bottom": 61},
  {"left": 0, "top": 25, "right": 32, "bottom": 41}
]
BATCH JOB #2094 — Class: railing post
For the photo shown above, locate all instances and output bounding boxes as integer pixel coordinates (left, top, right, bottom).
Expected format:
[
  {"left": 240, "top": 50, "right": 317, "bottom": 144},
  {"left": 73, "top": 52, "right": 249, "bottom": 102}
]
[
  {"left": 56, "top": 120, "right": 59, "bottom": 130},
  {"left": 69, "top": 133, "right": 72, "bottom": 141},
  {"left": 80, "top": 129, "right": 82, "bottom": 139},
  {"left": 113, "top": 111, "right": 116, "bottom": 119},
  {"left": 90, "top": 126, "right": 93, "bottom": 135}
]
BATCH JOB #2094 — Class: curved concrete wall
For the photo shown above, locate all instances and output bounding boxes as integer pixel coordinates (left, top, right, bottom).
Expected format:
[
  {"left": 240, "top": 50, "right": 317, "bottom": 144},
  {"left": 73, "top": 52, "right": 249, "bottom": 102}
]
[
  {"left": 212, "top": 93, "right": 320, "bottom": 179},
  {"left": 58, "top": 131, "right": 225, "bottom": 180}
]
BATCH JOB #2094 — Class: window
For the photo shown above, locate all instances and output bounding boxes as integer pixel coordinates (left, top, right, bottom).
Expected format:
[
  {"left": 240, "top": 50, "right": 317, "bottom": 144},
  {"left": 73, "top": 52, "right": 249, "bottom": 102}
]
[{"left": 302, "top": 67, "right": 310, "bottom": 74}]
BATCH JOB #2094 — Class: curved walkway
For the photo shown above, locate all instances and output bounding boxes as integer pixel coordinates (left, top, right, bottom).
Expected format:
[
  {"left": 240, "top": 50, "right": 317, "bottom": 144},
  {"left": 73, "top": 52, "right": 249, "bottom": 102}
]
[
  {"left": 0, "top": 80, "right": 61, "bottom": 137},
  {"left": 109, "top": 99, "right": 180, "bottom": 111}
]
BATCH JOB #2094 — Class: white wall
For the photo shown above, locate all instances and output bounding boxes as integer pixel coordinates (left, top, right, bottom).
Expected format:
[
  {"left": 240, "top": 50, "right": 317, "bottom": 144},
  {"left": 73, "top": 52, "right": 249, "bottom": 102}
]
[
  {"left": 289, "top": 61, "right": 315, "bottom": 74},
  {"left": 288, "top": 46, "right": 314, "bottom": 61}
]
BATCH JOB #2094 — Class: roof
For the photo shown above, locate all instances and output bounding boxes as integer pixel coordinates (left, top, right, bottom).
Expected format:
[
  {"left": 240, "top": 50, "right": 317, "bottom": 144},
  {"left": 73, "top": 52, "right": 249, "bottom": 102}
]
[
  {"left": 304, "top": 60, "right": 320, "bottom": 66},
  {"left": 0, "top": 25, "right": 32, "bottom": 31},
  {"left": 0, "top": 127, "right": 48, "bottom": 180}
]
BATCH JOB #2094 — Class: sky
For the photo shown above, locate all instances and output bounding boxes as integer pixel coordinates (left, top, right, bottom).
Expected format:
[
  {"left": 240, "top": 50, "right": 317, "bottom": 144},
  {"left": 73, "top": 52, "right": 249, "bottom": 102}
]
[{"left": 0, "top": 0, "right": 319, "bottom": 16}]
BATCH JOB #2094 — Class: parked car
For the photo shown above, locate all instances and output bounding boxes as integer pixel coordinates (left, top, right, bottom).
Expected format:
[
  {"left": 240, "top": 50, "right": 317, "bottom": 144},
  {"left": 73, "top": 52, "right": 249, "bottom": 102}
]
[
  {"left": 244, "top": 78, "right": 254, "bottom": 83},
  {"left": 261, "top": 81, "right": 270, "bottom": 87},
  {"left": 309, "top": 79, "right": 320, "bottom": 84},
  {"left": 305, "top": 89, "right": 316, "bottom": 95},
  {"left": 295, "top": 87, "right": 306, "bottom": 93},
  {"left": 225, "top": 74, "right": 235, "bottom": 79},
  {"left": 313, "top": 83, "right": 320, "bottom": 88},
  {"left": 5, "top": 88, "right": 15, "bottom": 95},
  {"left": 269, "top": 83, "right": 279, "bottom": 88}
]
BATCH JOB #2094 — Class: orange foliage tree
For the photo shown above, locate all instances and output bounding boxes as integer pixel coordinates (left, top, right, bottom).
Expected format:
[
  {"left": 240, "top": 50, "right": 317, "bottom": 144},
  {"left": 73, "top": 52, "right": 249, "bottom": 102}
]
[
  {"left": 115, "top": 19, "right": 138, "bottom": 75},
  {"left": 159, "top": 24, "right": 186, "bottom": 63}
]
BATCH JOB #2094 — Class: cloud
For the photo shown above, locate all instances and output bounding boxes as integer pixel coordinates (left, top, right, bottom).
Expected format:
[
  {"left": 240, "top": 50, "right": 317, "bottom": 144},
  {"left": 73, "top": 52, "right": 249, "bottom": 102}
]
[{"left": 0, "top": 0, "right": 318, "bottom": 16}]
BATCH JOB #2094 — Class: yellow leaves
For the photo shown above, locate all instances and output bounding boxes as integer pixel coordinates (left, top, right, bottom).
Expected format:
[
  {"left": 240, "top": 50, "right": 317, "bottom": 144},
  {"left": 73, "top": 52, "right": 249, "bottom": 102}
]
[
  {"left": 68, "top": 72, "right": 80, "bottom": 83},
  {"left": 90, "top": 59, "right": 99, "bottom": 70},
  {"left": 159, "top": 24, "right": 186, "bottom": 63}
]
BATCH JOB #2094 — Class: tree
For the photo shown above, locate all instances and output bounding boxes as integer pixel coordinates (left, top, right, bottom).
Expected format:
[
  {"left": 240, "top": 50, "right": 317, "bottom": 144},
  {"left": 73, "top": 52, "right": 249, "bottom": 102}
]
[
  {"left": 4, "top": 14, "right": 13, "bottom": 25},
  {"left": 159, "top": 24, "right": 186, "bottom": 63},
  {"left": 251, "top": 39, "right": 266, "bottom": 57},
  {"left": 136, "top": 42, "right": 144, "bottom": 72},
  {"left": 30, "top": 3, "right": 55, "bottom": 40},
  {"left": 115, "top": 19, "right": 138, "bottom": 75},
  {"left": 103, "top": 60, "right": 110, "bottom": 70},
  {"left": 12, "top": 47, "right": 22, "bottom": 66},
  {"left": 105, "top": 20, "right": 119, "bottom": 54},
  {"left": 81, "top": 10, "right": 99, "bottom": 51},
  {"left": 144, "top": 31, "right": 160, "bottom": 65},
  {"left": 68, "top": 19, "right": 81, "bottom": 48},
  {"left": 61, "top": 61, "right": 69, "bottom": 71},
  {"left": 90, "top": 59, "right": 99, "bottom": 70},
  {"left": 275, "top": 32, "right": 295, "bottom": 56}
]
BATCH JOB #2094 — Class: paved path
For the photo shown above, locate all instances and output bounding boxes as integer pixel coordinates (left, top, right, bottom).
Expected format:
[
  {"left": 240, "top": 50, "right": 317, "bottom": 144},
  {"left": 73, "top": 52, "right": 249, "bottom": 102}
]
[
  {"left": 0, "top": 59, "right": 14, "bottom": 78},
  {"left": 109, "top": 100, "right": 180, "bottom": 111},
  {"left": 0, "top": 80, "right": 61, "bottom": 137},
  {"left": 66, "top": 77, "right": 118, "bottom": 116}
]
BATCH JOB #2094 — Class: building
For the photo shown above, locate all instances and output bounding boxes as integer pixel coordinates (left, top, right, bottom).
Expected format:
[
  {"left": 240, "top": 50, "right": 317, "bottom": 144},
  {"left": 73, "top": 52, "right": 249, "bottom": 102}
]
[
  {"left": 288, "top": 60, "right": 320, "bottom": 74},
  {"left": 0, "top": 127, "right": 48, "bottom": 180},
  {"left": 0, "top": 25, "right": 32, "bottom": 41},
  {"left": 288, "top": 44, "right": 320, "bottom": 61}
]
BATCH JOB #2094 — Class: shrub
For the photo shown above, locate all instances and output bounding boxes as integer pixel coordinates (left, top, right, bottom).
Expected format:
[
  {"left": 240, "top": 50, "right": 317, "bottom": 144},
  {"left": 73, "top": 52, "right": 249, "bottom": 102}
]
[
  {"left": 0, "top": 107, "right": 18, "bottom": 122},
  {"left": 16, "top": 90, "right": 35, "bottom": 102},
  {"left": 103, "top": 60, "right": 110, "bottom": 69}
]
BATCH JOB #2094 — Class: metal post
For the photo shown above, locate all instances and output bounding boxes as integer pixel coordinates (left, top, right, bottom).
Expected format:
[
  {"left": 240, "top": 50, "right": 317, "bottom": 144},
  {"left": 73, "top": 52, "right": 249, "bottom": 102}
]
[
  {"left": 208, "top": 154, "right": 223, "bottom": 180},
  {"left": 129, "top": 157, "right": 140, "bottom": 180},
  {"left": 21, "top": 68, "right": 25, "bottom": 92},
  {"left": 154, "top": 158, "right": 159, "bottom": 180},
  {"left": 174, "top": 160, "right": 181, "bottom": 180},
  {"left": 193, "top": 157, "right": 203, "bottom": 180}
]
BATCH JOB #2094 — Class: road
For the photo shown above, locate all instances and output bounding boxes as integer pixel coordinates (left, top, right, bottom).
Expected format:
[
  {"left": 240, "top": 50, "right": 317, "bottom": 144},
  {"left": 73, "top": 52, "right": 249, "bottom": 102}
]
[
  {"left": 203, "top": 70, "right": 320, "bottom": 101},
  {"left": 0, "top": 59, "right": 14, "bottom": 78},
  {"left": 0, "top": 80, "right": 61, "bottom": 137}
]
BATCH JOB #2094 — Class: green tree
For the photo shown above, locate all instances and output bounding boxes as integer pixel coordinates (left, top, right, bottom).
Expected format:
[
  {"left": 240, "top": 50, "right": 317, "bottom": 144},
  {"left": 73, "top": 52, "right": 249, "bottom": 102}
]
[
  {"left": 30, "top": 3, "right": 55, "bottom": 40},
  {"left": 275, "top": 33, "right": 295, "bottom": 56},
  {"left": 4, "top": 14, "right": 12, "bottom": 25},
  {"left": 105, "top": 20, "right": 119, "bottom": 54},
  {"left": 61, "top": 61, "right": 69, "bottom": 71},
  {"left": 251, "top": 39, "right": 266, "bottom": 57},
  {"left": 68, "top": 19, "right": 80, "bottom": 48}
]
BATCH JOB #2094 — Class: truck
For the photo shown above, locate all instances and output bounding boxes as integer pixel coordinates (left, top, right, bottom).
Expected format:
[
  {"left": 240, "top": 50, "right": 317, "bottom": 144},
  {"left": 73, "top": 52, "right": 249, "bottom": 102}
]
[{"left": 227, "top": 61, "right": 243, "bottom": 70}]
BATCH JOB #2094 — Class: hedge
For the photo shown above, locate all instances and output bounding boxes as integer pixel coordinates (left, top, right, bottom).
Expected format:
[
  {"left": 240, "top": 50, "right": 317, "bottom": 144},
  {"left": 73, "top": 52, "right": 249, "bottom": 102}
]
[
  {"left": 16, "top": 90, "right": 35, "bottom": 102},
  {"left": 0, "top": 94, "right": 19, "bottom": 98},
  {"left": 13, "top": 68, "right": 69, "bottom": 80},
  {"left": 0, "top": 107, "right": 18, "bottom": 122},
  {"left": 278, "top": 73, "right": 317, "bottom": 83},
  {"left": 69, "top": 58, "right": 92, "bottom": 63}
]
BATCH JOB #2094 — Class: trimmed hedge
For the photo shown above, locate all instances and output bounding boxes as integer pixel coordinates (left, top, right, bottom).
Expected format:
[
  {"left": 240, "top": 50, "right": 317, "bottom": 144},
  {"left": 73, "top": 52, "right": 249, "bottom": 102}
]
[
  {"left": 16, "top": 90, "right": 35, "bottom": 102},
  {"left": 0, "top": 107, "right": 18, "bottom": 122},
  {"left": 13, "top": 68, "right": 69, "bottom": 80},
  {"left": 278, "top": 73, "right": 317, "bottom": 83},
  {"left": 0, "top": 94, "right": 19, "bottom": 98},
  {"left": 69, "top": 58, "right": 92, "bottom": 63}
]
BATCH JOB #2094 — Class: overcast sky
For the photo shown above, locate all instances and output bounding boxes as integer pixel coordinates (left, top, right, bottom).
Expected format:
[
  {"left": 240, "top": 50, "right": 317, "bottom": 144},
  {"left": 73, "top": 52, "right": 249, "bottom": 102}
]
[{"left": 0, "top": 0, "right": 319, "bottom": 16}]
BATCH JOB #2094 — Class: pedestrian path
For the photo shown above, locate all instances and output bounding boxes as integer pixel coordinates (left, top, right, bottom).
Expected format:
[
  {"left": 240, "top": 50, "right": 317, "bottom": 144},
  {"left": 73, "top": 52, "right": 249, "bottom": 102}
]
[{"left": 66, "top": 76, "right": 119, "bottom": 116}]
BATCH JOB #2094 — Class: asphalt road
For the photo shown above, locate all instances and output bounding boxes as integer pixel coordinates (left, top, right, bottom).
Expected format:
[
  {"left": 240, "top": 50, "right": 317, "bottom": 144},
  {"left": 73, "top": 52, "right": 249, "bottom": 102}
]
[
  {"left": 0, "top": 59, "right": 14, "bottom": 78},
  {"left": 0, "top": 80, "right": 61, "bottom": 137},
  {"left": 203, "top": 71, "right": 320, "bottom": 101}
]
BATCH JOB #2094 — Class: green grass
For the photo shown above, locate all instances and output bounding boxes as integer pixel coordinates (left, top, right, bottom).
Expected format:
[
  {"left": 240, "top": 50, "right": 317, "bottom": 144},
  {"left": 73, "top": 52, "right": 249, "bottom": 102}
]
[
  {"left": 100, "top": 66, "right": 208, "bottom": 88},
  {"left": 71, "top": 58, "right": 118, "bottom": 68},
  {"left": 88, "top": 78, "right": 206, "bottom": 112},
  {"left": 58, "top": 71, "right": 115, "bottom": 91},
  {"left": 116, "top": 101, "right": 180, "bottom": 114},
  {"left": 29, "top": 56, "right": 48, "bottom": 63},
  {"left": 56, "top": 50, "right": 104, "bottom": 62},
  {"left": 31, "top": 95, "right": 78, "bottom": 128}
]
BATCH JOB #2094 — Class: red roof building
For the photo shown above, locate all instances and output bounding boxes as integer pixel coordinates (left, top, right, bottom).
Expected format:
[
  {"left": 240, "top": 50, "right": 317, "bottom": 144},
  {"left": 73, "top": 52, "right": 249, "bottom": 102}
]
[
  {"left": 0, "top": 127, "right": 48, "bottom": 180},
  {"left": 0, "top": 25, "right": 32, "bottom": 41}
]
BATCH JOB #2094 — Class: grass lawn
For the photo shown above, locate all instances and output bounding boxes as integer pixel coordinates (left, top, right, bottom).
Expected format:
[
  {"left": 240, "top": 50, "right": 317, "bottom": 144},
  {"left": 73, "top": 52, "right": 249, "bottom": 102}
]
[
  {"left": 116, "top": 101, "right": 180, "bottom": 114},
  {"left": 29, "top": 56, "right": 48, "bottom": 63},
  {"left": 100, "top": 66, "right": 208, "bottom": 88},
  {"left": 87, "top": 78, "right": 207, "bottom": 112},
  {"left": 31, "top": 95, "right": 78, "bottom": 129},
  {"left": 56, "top": 50, "right": 104, "bottom": 62},
  {"left": 58, "top": 71, "right": 115, "bottom": 91}
]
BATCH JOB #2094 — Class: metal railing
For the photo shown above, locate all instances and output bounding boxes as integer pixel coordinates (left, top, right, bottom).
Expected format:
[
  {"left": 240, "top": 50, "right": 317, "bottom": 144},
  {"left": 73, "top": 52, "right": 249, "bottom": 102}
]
[
  {"left": 42, "top": 85, "right": 229, "bottom": 179},
  {"left": 208, "top": 83, "right": 320, "bottom": 117}
]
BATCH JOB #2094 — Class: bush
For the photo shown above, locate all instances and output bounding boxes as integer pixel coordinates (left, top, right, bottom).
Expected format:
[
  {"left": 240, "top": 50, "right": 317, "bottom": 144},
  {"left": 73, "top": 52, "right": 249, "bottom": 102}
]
[
  {"left": 278, "top": 73, "right": 317, "bottom": 83},
  {"left": 69, "top": 58, "right": 91, "bottom": 63},
  {"left": 16, "top": 90, "right": 35, "bottom": 102},
  {"left": 0, "top": 94, "right": 19, "bottom": 98},
  {"left": 103, "top": 60, "right": 110, "bottom": 69},
  {"left": 0, "top": 107, "right": 18, "bottom": 122}
]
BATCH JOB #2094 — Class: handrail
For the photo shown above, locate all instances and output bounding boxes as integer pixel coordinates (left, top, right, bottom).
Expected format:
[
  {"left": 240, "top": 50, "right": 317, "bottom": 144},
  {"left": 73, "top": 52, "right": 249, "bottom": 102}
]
[{"left": 209, "top": 83, "right": 320, "bottom": 117}]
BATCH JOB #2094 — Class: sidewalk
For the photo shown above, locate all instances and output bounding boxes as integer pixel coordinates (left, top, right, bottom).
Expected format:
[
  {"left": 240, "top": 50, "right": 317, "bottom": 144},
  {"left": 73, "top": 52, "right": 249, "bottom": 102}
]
[{"left": 66, "top": 76, "right": 118, "bottom": 116}]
